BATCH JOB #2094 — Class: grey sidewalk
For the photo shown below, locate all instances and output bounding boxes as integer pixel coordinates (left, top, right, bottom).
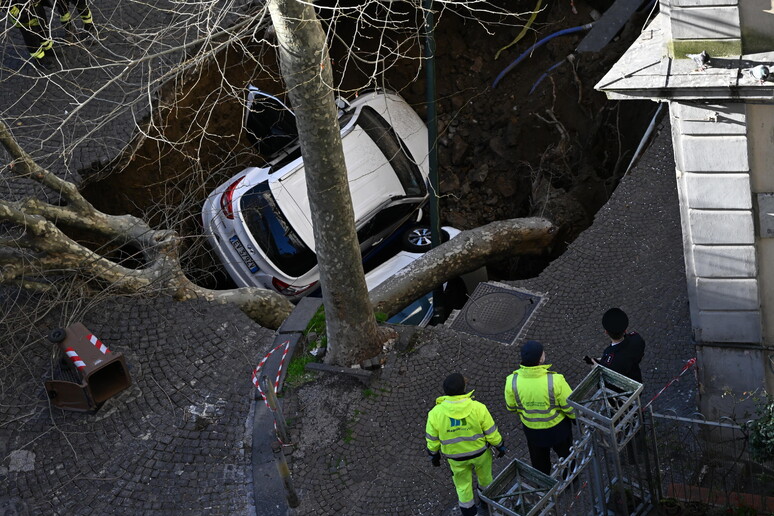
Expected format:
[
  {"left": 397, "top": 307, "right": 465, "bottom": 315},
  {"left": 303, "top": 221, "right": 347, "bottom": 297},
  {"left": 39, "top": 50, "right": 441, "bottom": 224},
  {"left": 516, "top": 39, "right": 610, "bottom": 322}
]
[
  {"left": 1, "top": 0, "right": 258, "bottom": 198},
  {"left": 1, "top": 296, "right": 274, "bottom": 515},
  {"left": 1, "top": 5, "right": 276, "bottom": 512}
]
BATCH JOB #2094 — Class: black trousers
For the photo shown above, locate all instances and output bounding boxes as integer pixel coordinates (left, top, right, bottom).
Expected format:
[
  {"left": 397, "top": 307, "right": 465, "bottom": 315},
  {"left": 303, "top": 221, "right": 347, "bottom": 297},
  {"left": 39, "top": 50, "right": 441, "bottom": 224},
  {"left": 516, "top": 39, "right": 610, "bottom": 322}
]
[
  {"left": 12, "top": 3, "right": 48, "bottom": 56},
  {"left": 42, "top": 0, "right": 90, "bottom": 20},
  {"left": 526, "top": 433, "right": 572, "bottom": 475},
  {"left": 523, "top": 417, "right": 574, "bottom": 476}
]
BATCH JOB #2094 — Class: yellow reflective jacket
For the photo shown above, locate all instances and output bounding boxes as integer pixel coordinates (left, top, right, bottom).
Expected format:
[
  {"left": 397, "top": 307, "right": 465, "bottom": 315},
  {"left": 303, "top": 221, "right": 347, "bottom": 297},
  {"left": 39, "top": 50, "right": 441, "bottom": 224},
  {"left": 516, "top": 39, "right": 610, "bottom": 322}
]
[
  {"left": 504, "top": 364, "right": 575, "bottom": 429},
  {"left": 425, "top": 391, "right": 503, "bottom": 460}
]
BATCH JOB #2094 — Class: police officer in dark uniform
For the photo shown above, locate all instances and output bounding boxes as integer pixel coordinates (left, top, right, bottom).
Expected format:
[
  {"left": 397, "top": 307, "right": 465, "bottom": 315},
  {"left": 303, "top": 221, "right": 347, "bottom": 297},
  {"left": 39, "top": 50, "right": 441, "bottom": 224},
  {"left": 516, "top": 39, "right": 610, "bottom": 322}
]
[{"left": 589, "top": 308, "right": 645, "bottom": 383}]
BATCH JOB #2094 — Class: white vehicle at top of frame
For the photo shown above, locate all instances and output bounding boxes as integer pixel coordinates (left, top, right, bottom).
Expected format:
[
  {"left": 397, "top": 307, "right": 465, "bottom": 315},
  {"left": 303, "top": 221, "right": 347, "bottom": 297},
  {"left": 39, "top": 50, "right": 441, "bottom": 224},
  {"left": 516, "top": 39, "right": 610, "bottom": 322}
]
[{"left": 201, "top": 88, "right": 432, "bottom": 301}]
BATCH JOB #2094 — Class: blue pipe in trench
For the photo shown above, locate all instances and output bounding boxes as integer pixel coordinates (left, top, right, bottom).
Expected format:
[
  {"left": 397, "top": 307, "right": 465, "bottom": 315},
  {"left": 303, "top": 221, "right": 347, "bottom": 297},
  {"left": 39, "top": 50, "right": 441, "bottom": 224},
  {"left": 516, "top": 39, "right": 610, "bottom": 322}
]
[
  {"left": 529, "top": 59, "right": 569, "bottom": 95},
  {"left": 492, "top": 22, "right": 594, "bottom": 89}
]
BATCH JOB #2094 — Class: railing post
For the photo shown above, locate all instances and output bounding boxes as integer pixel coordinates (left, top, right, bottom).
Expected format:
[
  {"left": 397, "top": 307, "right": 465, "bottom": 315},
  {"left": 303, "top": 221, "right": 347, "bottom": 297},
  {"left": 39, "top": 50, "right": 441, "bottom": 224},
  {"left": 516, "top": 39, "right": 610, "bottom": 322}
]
[
  {"left": 261, "top": 375, "right": 291, "bottom": 444},
  {"left": 645, "top": 406, "right": 663, "bottom": 502},
  {"left": 260, "top": 375, "right": 298, "bottom": 508},
  {"left": 271, "top": 441, "right": 299, "bottom": 508}
]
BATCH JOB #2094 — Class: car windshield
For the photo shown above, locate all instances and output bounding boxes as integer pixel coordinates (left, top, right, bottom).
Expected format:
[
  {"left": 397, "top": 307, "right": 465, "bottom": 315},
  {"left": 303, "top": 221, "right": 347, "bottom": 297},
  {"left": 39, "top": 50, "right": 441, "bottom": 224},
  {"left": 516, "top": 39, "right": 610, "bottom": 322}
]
[
  {"left": 240, "top": 182, "right": 317, "bottom": 277},
  {"left": 268, "top": 109, "right": 356, "bottom": 174},
  {"left": 356, "top": 106, "right": 425, "bottom": 197}
]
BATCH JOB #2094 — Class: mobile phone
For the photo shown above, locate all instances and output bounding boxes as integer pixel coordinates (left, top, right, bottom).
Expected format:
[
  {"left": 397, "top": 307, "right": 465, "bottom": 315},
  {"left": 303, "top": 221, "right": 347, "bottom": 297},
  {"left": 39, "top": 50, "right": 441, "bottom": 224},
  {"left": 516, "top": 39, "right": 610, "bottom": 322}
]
[{"left": 583, "top": 355, "right": 594, "bottom": 365}]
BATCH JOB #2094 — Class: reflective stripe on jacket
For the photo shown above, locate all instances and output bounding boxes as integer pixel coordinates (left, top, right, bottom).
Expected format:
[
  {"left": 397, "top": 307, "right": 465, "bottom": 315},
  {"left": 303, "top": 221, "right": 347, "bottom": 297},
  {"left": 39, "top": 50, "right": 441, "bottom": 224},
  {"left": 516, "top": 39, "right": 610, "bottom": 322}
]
[
  {"left": 504, "top": 364, "right": 575, "bottom": 429},
  {"left": 425, "top": 391, "right": 503, "bottom": 460}
]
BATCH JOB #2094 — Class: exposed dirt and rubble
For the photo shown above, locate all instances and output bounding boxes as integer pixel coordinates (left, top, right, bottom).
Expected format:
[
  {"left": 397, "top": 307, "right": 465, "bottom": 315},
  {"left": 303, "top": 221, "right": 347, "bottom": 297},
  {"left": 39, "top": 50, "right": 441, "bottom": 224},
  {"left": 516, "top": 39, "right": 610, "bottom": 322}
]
[{"left": 82, "top": 0, "right": 657, "bottom": 283}]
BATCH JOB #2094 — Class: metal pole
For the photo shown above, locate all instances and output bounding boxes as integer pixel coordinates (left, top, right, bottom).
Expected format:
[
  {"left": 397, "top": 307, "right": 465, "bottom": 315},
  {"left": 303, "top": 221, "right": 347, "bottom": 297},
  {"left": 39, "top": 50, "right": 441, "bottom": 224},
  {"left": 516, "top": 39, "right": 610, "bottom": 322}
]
[
  {"left": 272, "top": 441, "right": 299, "bottom": 508},
  {"left": 260, "top": 375, "right": 299, "bottom": 508},
  {"left": 646, "top": 406, "right": 663, "bottom": 503},
  {"left": 260, "top": 375, "right": 291, "bottom": 444},
  {"left": 423, "top": 0, "right": 445, "bottom": 323},
  {"left": 608, "top": 428, "right": 628, "bottom": 516},
  {"left": 590, "top": 438, "right": 607, "bottom": 515}
]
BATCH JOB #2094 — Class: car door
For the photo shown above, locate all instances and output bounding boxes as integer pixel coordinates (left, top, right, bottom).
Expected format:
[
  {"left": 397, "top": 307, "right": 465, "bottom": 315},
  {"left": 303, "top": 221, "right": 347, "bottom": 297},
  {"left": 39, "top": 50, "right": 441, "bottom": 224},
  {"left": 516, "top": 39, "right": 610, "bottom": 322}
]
[{"left": 356, "top": 201, "right": 422, "bottom": 253}]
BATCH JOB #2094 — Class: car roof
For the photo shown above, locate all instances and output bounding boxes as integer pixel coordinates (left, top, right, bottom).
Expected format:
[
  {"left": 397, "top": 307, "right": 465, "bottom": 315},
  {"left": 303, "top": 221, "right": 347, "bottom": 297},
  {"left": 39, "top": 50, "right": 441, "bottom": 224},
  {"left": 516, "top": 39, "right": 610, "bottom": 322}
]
[
  {"left": 270, "top": 117, "right": 411, "bottom": 251},
  {"left": 364, "top": 250, "right": 422, "bottom": 290}
]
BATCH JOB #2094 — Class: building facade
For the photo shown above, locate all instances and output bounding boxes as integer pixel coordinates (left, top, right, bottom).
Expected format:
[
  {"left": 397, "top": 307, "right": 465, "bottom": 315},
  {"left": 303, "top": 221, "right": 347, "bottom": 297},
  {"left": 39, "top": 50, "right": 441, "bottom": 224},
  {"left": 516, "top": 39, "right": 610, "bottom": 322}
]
[{"left": 597, "top": 0, "right": 774, "bottom": 418}]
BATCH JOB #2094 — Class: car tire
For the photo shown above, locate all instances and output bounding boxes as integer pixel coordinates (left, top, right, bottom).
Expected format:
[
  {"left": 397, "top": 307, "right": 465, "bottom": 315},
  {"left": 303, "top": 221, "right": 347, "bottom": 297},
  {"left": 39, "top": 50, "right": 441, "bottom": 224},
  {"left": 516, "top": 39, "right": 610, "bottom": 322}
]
[{"left": 402, "top": 226, "right": 449, "bottom": 252}]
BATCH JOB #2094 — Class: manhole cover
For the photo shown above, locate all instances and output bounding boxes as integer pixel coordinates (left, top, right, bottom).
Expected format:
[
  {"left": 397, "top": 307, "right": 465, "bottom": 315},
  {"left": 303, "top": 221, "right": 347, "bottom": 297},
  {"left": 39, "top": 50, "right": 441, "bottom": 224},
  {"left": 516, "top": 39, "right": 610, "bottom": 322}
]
[
  {"left": 465, "top": 293, "right": 537, "bottom": 334},
  {"left": 450, "top": 283, "right": 544, "bottom": 344}
]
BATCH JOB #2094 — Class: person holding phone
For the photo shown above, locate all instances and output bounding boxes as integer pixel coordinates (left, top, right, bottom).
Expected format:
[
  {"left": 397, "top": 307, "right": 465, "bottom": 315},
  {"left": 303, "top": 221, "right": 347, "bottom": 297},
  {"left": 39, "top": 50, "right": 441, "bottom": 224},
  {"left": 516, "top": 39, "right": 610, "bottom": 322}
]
[{"left": 584, "top": 308, "right": 646, "bottom": 383}]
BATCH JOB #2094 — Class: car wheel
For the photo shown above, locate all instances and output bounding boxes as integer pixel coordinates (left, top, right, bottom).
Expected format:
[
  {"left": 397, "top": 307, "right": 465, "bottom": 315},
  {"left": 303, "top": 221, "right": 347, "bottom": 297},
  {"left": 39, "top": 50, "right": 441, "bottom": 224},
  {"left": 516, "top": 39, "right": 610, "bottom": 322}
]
[{"left": 402, "top": 226, "right": 449, "bottom": 252}]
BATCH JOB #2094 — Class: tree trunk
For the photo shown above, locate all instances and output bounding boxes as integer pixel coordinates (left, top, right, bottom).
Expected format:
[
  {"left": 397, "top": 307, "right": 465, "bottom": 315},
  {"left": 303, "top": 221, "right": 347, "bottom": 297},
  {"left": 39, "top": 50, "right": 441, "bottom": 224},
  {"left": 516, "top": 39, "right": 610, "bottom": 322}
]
[
  {"left": 267, "top": 0, "right": 382, "bottom": 366},
  {"left": 0, "top": 120, "right": 294, "bottom": 330},
  {"left": 369, "top": 218, "right": 556, "bottom": 317}
]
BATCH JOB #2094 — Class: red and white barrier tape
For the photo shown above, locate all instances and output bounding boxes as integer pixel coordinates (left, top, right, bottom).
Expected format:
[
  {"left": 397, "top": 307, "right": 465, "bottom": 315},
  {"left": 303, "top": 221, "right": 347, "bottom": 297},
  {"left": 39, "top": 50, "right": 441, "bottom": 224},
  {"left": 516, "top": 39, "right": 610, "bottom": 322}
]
[
  {"left": 87, "top": 333, "right": 109, "bottom": 354},
  {"left": 65, "top": 347, "right": 86, "bottom": 371},
  {"left": 251, "top": 340, "right": 291, "bottom": 407},
  {"left": 642, "top": 357, "right": 696, "bottom": 410},
  {"left": 561, "top": 480, "right": 589, "bottom": 516},
  {"left": 274, "top": 341, "right": 290, "bottom": 392}
]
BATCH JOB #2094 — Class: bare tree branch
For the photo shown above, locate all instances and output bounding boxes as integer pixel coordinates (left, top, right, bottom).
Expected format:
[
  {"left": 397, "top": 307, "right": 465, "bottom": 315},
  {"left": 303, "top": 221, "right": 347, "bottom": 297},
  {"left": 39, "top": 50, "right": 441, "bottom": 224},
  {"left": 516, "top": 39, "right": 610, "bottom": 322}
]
[{"left": 0, "top": 118, "right": 293, "bottom": 329}]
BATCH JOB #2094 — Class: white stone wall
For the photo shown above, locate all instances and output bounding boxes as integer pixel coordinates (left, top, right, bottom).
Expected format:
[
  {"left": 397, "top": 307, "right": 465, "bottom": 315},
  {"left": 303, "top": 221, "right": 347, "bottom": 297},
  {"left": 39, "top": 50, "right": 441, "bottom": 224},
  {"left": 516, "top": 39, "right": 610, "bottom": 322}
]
[
  {"left": 747, "top": 105, "right": 774, "bottom": 395},
  {"left": 660, "top": 0, "right": 741, "bottom": 57},
  {"left": 670, "top": 1, "right": 740, "bottom": 40},
  {"left": 739, "top": 1, "right": 774, "bottom": 53},
  {"left": 670, "top": 101, "right": 762, "bottom": 343}
]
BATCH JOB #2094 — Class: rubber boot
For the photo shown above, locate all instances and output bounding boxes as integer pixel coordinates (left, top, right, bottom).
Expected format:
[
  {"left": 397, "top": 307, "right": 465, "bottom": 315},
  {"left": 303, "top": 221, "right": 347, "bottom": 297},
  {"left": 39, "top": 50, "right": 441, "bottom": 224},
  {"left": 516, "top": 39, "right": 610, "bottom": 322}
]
[
  {"left": 460, "top": 505, "right": 477, "bottom": 516},
  {"left": 78, "top": 8, "right": 98, "bottom": 42},
  {"left": 31, "top": 40, "right": 55, "bottom": 69}
]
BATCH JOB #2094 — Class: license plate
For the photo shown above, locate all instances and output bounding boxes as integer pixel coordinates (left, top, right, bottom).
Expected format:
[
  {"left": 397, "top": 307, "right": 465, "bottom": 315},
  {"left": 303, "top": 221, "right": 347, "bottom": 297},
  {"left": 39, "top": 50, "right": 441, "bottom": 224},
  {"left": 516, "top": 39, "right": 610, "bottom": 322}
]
[{"left": 230, "top": 235, "right": 259, "bottom": 273}]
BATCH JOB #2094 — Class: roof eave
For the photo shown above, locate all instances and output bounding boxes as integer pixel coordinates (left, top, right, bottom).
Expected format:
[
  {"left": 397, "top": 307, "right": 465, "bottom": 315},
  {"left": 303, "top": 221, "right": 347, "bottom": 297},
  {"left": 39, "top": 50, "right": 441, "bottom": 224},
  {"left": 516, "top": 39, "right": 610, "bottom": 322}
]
[{"left": 596, "top": 13, "right": 774, "bottom": 103}]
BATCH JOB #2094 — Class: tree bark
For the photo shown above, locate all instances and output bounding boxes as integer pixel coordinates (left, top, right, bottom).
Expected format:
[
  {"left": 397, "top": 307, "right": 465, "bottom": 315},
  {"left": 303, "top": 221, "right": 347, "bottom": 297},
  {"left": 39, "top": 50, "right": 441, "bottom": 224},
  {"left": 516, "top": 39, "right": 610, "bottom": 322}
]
[
  {"left": 267, "top": 0, "right": 382, "bottom": 366},
  {"left": 0, "top": 120, "right": 294, "bottom": 330},
  {"left": 369, "top": 218, "right": 556, "bottom": 317},
  {"left": 1, "top": 120, "right": 558, "bottom": 339}
]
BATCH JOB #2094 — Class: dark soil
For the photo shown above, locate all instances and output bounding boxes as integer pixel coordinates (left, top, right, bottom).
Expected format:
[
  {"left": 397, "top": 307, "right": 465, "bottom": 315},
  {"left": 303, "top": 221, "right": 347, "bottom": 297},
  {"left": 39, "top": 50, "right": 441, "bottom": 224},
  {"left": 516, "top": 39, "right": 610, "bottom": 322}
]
[{"left": 81, "top": 0, "right": 657, "bottom": 284}]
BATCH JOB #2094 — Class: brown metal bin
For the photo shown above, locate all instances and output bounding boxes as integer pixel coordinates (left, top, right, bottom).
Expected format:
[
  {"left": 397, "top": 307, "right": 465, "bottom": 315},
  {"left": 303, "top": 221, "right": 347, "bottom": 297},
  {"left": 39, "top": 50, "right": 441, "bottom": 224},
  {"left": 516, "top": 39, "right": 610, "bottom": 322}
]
[{"left": 44, "top": 323, "right": 132, "bottom": 412}]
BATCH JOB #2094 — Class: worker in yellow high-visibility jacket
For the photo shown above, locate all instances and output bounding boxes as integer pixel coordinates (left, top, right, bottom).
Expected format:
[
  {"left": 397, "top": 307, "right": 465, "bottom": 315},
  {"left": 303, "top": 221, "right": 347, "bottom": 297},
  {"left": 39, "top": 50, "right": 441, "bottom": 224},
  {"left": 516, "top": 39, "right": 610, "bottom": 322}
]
[
  {"left": 504, "top": 340, "right": 576, "bottom": 475},
  {"left": 9, "top": 2, "right": 53, "bottom": 61},
  {"left": 426, "top": 373, "right": 507, "bottom": 516},
  {"left": 43, "top": 0, "right": 97, "bottom": 41}
]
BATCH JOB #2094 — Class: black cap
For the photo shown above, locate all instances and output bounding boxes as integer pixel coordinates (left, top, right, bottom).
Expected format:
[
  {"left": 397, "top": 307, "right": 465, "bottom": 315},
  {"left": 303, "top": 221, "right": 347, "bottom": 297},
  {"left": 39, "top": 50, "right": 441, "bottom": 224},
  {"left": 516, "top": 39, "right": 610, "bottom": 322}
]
[
  {"left": 520, "top": 340, "right": 544, "bottom": 366},
  {"left": 443, "top": 373, "right": 466, "bottom": 396},
  {"left": 602, "top": 308, "right": 629, "bottom": 334}
]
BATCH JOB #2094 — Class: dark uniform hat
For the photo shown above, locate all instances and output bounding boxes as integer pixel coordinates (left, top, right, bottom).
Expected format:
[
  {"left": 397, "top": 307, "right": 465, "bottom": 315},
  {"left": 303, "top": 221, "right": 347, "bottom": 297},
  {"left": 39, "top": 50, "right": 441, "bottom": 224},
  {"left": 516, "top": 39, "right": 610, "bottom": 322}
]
[
  {"left": 443, "top": 373, "right": 466, "bottom": 396},
  {"left": 602, "top": 308, "right": 629, "bottom": 334},
  {"left": 520, "top": 340, "right": 544, "bottom": 366}
]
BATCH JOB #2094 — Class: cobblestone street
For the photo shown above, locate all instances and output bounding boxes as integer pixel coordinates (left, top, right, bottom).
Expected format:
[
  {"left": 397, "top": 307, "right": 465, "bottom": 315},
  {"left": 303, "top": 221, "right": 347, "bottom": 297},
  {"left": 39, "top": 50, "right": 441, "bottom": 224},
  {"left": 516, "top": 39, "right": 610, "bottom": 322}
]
[{"left": 0, "top": 1, "right": 695, "bottom": 514}]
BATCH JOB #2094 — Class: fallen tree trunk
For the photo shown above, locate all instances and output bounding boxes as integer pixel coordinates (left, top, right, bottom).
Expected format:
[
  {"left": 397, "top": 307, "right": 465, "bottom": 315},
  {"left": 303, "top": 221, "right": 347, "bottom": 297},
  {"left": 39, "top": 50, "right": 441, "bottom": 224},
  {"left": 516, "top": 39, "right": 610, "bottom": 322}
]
[
  {"left": 369, "top": 218, "right": 556, "bottom": 317},
  {"left": 1, "top": 117, "right": 556, "bottom": 333},
  {"left": 0, "top": 119, "right": 294, "bottom": 329}
]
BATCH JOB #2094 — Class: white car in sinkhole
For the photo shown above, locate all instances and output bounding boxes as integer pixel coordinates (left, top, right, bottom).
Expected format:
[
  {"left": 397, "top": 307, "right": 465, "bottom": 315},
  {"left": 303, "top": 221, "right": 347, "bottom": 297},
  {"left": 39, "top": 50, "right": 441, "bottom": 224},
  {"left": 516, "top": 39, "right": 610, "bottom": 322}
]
[{"left": 202, "top": 89, "right": 441, "bottom": 301}]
